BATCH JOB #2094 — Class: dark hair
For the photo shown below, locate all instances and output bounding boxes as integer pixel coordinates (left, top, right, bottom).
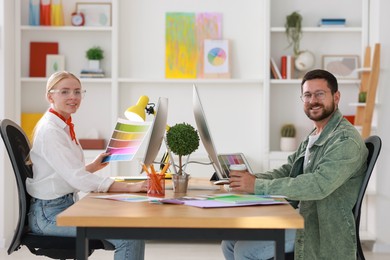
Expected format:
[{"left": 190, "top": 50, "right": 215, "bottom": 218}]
[{"left": 301, "top": 69, "right": 338, "bottom": 94}]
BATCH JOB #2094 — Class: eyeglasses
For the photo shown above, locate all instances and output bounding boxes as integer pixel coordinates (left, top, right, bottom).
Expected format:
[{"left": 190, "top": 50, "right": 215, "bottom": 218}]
[
  {"left": 49, "top": 89, "right": 86, "bottom": 98},
  {"left": 300, "top": 90, "right": 327, "bottom": 103}
]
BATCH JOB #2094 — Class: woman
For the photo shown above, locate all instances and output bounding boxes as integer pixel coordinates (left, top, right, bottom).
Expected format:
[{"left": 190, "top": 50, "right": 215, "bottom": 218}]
[{"left": 26, "top": 71, "right": 147, "bottom": 260}]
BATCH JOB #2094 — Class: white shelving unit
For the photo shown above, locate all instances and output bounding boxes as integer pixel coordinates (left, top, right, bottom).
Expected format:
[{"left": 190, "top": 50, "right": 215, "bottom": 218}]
[{"left": 15, "top": 0, "right": 372, "bottom": 170}]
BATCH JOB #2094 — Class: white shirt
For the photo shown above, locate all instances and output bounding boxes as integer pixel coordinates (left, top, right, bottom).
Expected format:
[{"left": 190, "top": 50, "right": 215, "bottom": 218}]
[
  {"left": 303, "top": 133, "right": 320, "bottom": 169},
  {"left": 26, "top": 112, "right": 114, "bottom": 200}
]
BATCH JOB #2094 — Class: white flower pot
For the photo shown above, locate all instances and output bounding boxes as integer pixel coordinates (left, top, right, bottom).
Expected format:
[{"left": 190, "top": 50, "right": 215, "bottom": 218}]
[
  {"left": 88, "top": 60, "right": 100, "bottom": 70},
  {"left": 280, "top": 137, "right": 297, "bottom": 152}
]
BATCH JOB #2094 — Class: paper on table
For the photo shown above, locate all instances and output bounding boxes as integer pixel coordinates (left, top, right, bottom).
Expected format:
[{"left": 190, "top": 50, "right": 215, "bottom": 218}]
[
  {"left": 93, "top": 194, "right": 151, "bottom": 203},
  {"left": 103, "top": 118, "right": 152, "bottom": 163}
]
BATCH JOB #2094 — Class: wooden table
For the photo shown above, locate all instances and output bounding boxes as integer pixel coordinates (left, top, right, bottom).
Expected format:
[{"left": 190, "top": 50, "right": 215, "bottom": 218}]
[{"left": 57, "top": 180, "right": 303, "bottom": 260}]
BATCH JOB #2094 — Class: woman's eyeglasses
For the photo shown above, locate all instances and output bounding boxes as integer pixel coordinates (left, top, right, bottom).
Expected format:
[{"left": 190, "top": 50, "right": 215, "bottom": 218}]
[{"left": 49, "top": 89, "right": 86, "bottom": 98}]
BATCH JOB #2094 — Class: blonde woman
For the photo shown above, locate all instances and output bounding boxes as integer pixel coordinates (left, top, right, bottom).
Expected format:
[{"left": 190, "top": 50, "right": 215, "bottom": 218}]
[{"left": 26, "top": 71, "right": 147, "bottom": 260}]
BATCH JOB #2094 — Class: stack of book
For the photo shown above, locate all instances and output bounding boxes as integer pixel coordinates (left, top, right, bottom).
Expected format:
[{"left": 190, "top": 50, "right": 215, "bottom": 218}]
[
  {"left": 318, "top": 18, "right": 346, "bottom": 27},
  {"left": 80, "top": 68, "right": 105, "bottom": 78}
]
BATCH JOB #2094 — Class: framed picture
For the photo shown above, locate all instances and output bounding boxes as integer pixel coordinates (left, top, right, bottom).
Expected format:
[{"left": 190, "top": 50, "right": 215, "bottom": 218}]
[
  {"left": 322, "top": 55, "right": 360, "bottom": 79},
  {"left": 76, "top": 2, "right": 111, "bottom": 27},
  {"left": 46, "top": 55, "right": 65, "bottom": 77},
  {"left": 203, "top": 39, "right": 230, "bottom": 78}
]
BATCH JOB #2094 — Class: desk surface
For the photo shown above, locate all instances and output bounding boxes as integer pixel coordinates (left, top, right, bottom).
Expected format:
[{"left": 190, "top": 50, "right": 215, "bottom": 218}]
[{"left": 57, "top": 179, "right": 303, "bottom": 230}]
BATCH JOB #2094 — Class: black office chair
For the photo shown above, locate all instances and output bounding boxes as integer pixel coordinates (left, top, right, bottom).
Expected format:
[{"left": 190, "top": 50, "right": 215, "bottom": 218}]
[
  {"left": 354, "top": 135, "right": 381, "bottom": 260},
  {"left": 0, "top": 119, "right": 113, "bottom": 259}
]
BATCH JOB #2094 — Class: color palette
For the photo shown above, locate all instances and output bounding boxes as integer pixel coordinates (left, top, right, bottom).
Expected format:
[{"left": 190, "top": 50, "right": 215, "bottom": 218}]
[
  {"left": 103, "top": 119, "right": 152, "bottom": 162},
  {"left": 207, "top": 47, "right": 226, "bottom": 66}
]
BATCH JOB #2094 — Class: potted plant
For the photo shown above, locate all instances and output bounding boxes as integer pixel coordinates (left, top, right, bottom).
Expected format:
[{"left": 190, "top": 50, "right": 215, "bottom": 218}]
[
  {"left": 280, "top": 124, "right": 297, "bottom": 152},
  {"left": 166, "top": 122, "right": 200, "bottom": 193},
  {"left": 285, "top": 11, "right": 315, "bottom": 72},
  {"left": 285, "top": 11, "right": 302, "bottom": 57},
  {"left": 86, "top": 46, "right": 104, "bottom": 70}
]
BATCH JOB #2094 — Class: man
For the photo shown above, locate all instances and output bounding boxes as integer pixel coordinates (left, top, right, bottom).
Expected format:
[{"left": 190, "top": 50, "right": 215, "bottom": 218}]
[{"left": 222, "top": 69, "right": 368, "bottom": 260}]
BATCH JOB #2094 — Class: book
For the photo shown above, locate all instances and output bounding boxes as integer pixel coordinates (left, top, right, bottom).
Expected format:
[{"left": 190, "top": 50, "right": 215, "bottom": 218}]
[
  {"left": 29, "top": 42, "right": 59, "bottom": 77},
  {"left": 319, "top": 18, "right": 346, "bottom": 27},
  {"left": 287, "top": 55, "right": 295, "bottom": 79},
  {"left": 281, "top": 56, "right": 287, "bottom": 79},
  {"left": 270, "top": 58, "right": 282, "bottom": 79}
]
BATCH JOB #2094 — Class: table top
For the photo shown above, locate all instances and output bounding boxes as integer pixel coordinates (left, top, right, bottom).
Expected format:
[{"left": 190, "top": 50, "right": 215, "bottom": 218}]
[{"left": 57, "top": 179, "right": 304, "bottom": 230}]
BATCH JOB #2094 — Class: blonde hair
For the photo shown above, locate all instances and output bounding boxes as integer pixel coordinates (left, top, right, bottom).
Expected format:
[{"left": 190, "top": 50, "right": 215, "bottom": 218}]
[{"left": 46, "top": 71, "right": 81, "bottom": 102}]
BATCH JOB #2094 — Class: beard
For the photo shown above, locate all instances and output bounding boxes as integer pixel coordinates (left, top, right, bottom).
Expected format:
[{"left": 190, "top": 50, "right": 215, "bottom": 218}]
[{"left": 304, "top": 101, "right": 336, "bottom": 122}]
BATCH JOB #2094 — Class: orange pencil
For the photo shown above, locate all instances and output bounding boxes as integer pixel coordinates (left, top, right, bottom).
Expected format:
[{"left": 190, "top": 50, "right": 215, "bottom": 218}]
[
  {"left": 141, "top": 163, "right": 150, "bottom": 174},
  {"left": 160, "top": 162, "right": 170, "bottom": 175}
]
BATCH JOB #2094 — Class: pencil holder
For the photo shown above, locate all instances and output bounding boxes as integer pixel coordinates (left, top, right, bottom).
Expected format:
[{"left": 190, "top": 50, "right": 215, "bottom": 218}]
[{"left": 147, "top": 173, "right": 165, "bottom": 197}]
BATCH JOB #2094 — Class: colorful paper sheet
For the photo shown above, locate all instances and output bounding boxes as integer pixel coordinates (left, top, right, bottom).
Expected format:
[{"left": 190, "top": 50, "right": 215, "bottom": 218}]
[{"left": 103, "top": 118, "right": 152, "bottom": 163}]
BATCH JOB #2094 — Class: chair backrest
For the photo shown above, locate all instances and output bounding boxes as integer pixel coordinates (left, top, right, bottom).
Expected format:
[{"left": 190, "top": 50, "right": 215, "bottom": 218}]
[
  {"left": 353, "top": 135, "right": 381, "bottom": 260},
  {"left": 353, "top": 135, "right": 381, "bottom": 222},
  {"left": 0, "top": 119, "right": 34, "bottom": 254}
]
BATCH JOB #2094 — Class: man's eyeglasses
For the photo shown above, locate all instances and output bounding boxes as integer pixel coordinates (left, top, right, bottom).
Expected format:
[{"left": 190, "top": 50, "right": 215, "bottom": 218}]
[
  {"left": 300, "top": 91, "right": 327, "bottom": 103},
  {"left": 49, "top": 89, "right": 86, "bottom": 98}
]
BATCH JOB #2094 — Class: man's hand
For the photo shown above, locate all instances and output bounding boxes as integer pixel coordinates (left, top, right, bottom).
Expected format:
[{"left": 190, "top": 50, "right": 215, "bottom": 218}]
[{"left": 229, "top": 170, "right": 256, "bottom": 193}]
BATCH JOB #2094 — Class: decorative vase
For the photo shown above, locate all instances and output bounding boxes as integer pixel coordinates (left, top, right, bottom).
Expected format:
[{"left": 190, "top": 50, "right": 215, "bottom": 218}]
[
  {"left": 172, "top": 173, "right": 190, "bottom": 193},
  {"left": 295, "top": 50, "right": 315, "bottom": 72},
  {"left": 280, "top": 137, "right": 297, "bottom": 152},
  {"left": 88, "top": 60, "right": 100, "bottom": 70}
]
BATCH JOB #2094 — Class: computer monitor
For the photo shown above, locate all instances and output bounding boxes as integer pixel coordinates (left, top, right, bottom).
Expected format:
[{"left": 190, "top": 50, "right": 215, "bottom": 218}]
[
  {"left": 192, "top": 85, "right": 227, "bottom": 180},
  {"left": 142, "top": 97, "right": 169, "bottom": 166}
]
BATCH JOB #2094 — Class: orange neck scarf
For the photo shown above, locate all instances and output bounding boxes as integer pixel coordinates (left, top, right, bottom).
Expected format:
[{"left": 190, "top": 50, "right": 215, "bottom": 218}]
[{"left": 49, "top": 108, "right": 78, "bottom": 145}]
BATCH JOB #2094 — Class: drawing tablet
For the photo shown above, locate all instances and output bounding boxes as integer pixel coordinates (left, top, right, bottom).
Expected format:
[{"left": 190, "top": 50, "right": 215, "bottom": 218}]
[{"left": 217, "top": 153, "right": 253, "bottom": 177}]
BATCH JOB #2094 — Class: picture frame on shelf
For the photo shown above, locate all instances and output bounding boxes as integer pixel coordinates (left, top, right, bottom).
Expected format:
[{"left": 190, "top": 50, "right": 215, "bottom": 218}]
[
  {"left": 203, "top": 39, "right": 230, "bottom": 78},
  {"left": 46, "top": 54, "right": 65, "bottom": 77},
  {"left": 322, "top": 55, "right": 360, "bottom": 79},
  {"left": 76, "top": 2, "right": 112, "bottom": 27}
]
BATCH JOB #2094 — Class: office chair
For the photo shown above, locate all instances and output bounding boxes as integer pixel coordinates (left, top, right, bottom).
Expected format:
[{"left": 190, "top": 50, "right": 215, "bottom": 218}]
[
  {"left": 0, "top": 119, "right": 112, "bottom": 259},
  {"left": 282, "top": 135, "right": 382, "bottom": 260},
  {"left": 354, "top": 135, "right": 381, "bottom": 260}
]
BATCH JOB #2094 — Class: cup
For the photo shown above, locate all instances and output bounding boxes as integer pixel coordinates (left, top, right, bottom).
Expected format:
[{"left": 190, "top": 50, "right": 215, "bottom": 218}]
[
  {"left": 229, "top": 164, "right": 247, "bottom": 172},
  {"left": 147, "top": 173, "right": 165, "bottom": 197}
]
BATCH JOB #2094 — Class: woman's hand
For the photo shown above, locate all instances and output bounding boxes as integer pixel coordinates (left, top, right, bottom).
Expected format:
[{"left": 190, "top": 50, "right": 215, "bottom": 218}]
[
  {"left": 108, "top": 180, "right": 148, "bottom": 193},
  {"left": 86, "top": 152, "right": 110, "bottom": 173}
]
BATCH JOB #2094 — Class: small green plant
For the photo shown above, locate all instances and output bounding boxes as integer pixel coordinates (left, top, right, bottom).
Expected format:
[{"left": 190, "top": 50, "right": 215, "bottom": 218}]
[
  {"left": 358, "top": 91, "right": 367, "bottom": 103},
  {"left": 86, "top": 46, "right": 104, "bottom": 60},
  {"left": 281, "top": 124, "right": 296, "bottom": 138},
  {"left": 166, "top": 123, "right": 200, "bottom": 175},
  {"left": 285, "top": 11, "right": 303, "bottom": 56}
]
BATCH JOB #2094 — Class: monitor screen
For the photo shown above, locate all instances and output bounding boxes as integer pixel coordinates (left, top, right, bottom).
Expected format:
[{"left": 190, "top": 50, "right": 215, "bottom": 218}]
[
  {"left": 192, "top": 84, "right": 227, "bottom": 180},
  {"left": 142, "top": 97, "right": 168, "bottom": 166}
]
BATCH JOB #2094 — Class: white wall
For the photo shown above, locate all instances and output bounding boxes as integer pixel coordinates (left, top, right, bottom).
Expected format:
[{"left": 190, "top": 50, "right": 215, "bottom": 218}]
[
  {"left": 371, "top": 0, "right": 390, "bottom": 253},
  {"left": 0, "top": 0, "right": 16, "bottom": 249}
]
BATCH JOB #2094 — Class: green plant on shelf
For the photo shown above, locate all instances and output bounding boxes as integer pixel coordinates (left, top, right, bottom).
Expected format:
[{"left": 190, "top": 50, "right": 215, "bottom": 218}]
[
  {"left": 285, "top": 11, "right": 303, "bottom": 57},
  {"left": 86, "top": 46, "right": 104, "bottom": 60},
  {"left": 281, "top": 124, "right": 296, "bottom": 138}
]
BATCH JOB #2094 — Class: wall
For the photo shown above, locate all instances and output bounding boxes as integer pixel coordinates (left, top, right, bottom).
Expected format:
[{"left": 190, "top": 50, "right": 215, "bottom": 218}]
[
  {"left": 371, "top": 0, "right": 390, "bottom": 253},
  {"left": 0, "top": 0, "right": 16, "bottom": 249}
]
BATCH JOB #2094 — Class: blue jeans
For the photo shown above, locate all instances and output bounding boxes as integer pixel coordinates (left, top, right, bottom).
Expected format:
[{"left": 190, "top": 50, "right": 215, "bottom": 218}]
[
  {"left": 221, "top": 229, "right": 296, "bottom": 260},
  {"left": 28, "top": 194, "right": 145, "bottom": 260}
]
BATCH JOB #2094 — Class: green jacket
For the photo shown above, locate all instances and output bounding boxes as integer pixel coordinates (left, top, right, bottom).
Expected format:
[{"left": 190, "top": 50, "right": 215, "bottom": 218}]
[{"left": 254, "top": 109, "right": 368, "bottom": 260}]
